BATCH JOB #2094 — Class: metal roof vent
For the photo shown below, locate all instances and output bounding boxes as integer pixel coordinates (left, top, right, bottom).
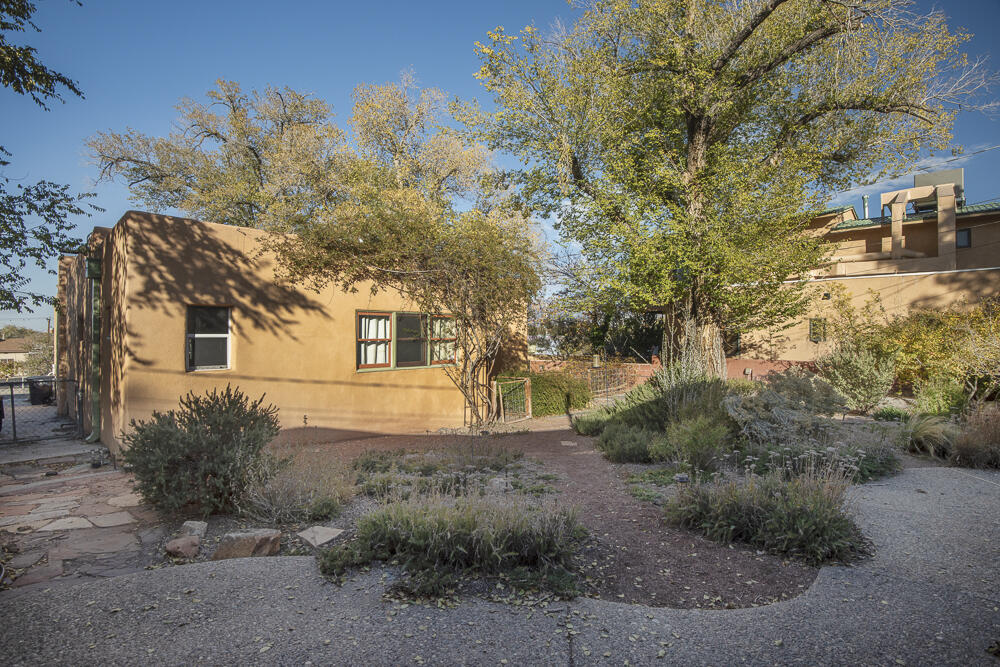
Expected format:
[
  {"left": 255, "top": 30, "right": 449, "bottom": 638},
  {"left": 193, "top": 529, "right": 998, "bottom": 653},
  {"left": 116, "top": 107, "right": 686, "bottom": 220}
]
[{"left": 912, "top": 168, "right": 965, "bottom": 214}]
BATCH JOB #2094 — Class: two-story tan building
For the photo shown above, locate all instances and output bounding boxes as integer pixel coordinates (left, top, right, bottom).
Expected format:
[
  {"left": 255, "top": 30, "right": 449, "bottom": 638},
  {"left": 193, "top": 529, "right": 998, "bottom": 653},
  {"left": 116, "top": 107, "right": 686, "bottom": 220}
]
[
  {"left": 56, "top": 211, "right": 472, "bottom": 454},
  {"left": 730, "top": 170, "right": 1000, "bottom": 377}
]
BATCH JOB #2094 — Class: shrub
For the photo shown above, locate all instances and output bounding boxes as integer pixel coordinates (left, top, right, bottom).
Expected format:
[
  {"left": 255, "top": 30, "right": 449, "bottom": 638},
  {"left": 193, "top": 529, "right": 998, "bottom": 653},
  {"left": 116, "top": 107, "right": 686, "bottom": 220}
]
[
  {"left": 819, "top": 341, "right": 896, "bottom": 413},
  {"left": 723, "top": 389, "right": 834, "bottom": 447},
  {"left": 872, "top": 406, "right": 909, "bottom": 422},
  {"left": 665, "top": 467, "right": 866, "bottom": 564},
  {"left": 765, "top": 366, "right": 846, "bottom": 416},
  {"left": 650, "top": 415, "right": 730, "bottom": 472},
  {"left": 318, "top": 494, "right": 584, "bottom": 596},
  {"left": 501, "top": 371, "right": 591, "bottom": 417},
  {"left": 572, "top": 367, "right": 727, "bottom": 436},
  {"left": 953, "top": 406, "right": 1000, "bottom": 469},
  {"left": 123, "top": 385, "right": 281, "bottom": 516},
  {"left": 914, "top": 376, "right": 968, "bottom": 416},
  {"left": 736, "top": 435, "right": 900, "bottom": 483},
  {"left": 238, "top": 447, "right": 355, "bottom": 524},
  {"left": 595, "top": 423, "right": 657, "bottom": 463},
  {"left": 900, "top": 413, "right": 957, "bottom": 459},
  {"left": 725, "top": 378, "right": 759, "bottom": 396}
]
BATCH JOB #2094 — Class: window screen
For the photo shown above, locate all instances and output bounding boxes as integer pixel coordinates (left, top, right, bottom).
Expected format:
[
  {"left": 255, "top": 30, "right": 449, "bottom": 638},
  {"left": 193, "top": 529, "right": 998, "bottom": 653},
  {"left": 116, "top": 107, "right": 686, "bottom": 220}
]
[
  {"left": 957, "top": 228, "right": 971, "bottom": 248},
  {"left": 808, "top": 318, "right": 827, "bottom": 343},
  {"left": 396, "top": 313, "right": 427, "bottom": 367},
  {"left": 186, "top": 306, "right": 230, "bottom": 370}
]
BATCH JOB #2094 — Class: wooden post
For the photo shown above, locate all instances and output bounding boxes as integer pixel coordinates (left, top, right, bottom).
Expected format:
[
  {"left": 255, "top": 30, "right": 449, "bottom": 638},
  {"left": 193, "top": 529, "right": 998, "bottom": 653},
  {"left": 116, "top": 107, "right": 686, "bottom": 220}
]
[{"left": 525, "top": 377, "right": 532, "bottom": 419}]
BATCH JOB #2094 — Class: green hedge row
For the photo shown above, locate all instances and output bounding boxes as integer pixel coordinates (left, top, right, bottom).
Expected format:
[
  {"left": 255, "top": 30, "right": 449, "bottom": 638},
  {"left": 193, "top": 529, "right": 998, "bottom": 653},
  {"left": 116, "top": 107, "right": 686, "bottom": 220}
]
[{"left": 500, "top": 371, "right": 592, "bottom": 417}]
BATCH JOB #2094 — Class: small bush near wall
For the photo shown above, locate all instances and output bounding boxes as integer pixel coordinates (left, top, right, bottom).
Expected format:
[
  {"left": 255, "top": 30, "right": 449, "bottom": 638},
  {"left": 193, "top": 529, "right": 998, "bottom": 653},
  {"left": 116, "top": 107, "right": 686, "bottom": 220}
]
[
  {"left": 818, "top": 342, "right": 895, "bottom": 414},
  {"left": 123, "top": 385, "right": 281, "bottom": 516},
  {"left": 665, "top": 467, "right": 866, "bottom": 564},
  {"left": 502, "top": 371, "right": 592, "bottom": 417},
  {"left": 914, "top": 376, "right": 968, "bottom": 416}
]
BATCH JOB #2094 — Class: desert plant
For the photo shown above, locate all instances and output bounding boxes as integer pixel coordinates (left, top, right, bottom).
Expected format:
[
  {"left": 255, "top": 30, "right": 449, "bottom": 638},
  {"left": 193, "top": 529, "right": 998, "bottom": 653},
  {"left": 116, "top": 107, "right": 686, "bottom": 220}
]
[
  {"left": 723, "top": 388, "right": 835, "bottom": 447},
  {"left": 238, "top": 447, "right": 355, "bottom": 524},
  {"left": 765, "top": 366, "right": 846, "bottom": 416},
  {"left": 900, "top": 413, "right": 957, "bottom": 459},
  {"left": 725, "top": 378, "right": 759, "bottom": 397},
  {"left": 650, "top": 414, "right": 730, "bottom": 472},
  {"left": 595, "top": 423, "right": 658, "bottom": 463},
  {"left": 665, "top": 466, "right": 866, "bottom": 564},
  {"left": 123, "top": 385, "right": 281, "bottom": 516},
  {"left": 572, "top": 364, "right": 728, "bottom": 436},
  {"left": 953, "top": 406, "right": 1000, "bottom": 469},
  {"left": 872, "top": 406, "right": 909, "bottom": 422},
  {"left": 914, "top": 376, "right": 968, "bottom": 416},
  {"left": 318, "top": 494, "right": 585, "bottom": 595},
  {"left": 819, "top": 341, "right": 896, "bottom": 413}
]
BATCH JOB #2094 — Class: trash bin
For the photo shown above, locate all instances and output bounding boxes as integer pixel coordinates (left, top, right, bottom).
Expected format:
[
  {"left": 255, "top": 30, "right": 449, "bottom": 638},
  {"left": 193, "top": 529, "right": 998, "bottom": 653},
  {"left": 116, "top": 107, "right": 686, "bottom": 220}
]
[{"left": 28, "top": 379, "right": 54, "bottom": 405}]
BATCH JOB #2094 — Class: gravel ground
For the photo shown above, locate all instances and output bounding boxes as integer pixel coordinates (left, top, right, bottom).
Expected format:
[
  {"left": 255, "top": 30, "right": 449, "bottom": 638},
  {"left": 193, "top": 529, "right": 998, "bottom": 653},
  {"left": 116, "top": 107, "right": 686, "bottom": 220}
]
[{"left": 1, "top": 465, "right": 998, "bottom": 666}]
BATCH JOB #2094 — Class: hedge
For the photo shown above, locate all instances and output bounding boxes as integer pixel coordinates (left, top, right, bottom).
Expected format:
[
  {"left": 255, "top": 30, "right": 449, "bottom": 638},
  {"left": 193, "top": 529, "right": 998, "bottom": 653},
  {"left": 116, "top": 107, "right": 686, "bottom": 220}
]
[{"left": 500, "top": 371, "right": 592, "bottom": 417}]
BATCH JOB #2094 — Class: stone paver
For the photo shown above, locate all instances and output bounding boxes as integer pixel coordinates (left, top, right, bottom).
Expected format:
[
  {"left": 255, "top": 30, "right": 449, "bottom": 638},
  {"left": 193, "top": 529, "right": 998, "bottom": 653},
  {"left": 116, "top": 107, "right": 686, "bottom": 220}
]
[
  {"left": 36, "top": 516, "right": 93, "bottom": 531},
  {"left": 107, "top": 493, "right": 142, "bottom": 508},
  {"left": 0, "top": 466, "right": 159, "bottom": 589},
  {"left": 87, "top": 511, "right": 136, "bottom": 528},
  {"left": 297, "top": 526, "right": 344, "bottom": 547}
]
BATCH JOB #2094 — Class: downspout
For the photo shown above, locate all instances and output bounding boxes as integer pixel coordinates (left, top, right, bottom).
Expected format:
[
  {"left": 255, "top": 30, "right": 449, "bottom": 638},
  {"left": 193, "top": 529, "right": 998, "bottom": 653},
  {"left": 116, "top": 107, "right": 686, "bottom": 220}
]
[{"left": 85, "top": 256, "right": 102, "bottom": 443}]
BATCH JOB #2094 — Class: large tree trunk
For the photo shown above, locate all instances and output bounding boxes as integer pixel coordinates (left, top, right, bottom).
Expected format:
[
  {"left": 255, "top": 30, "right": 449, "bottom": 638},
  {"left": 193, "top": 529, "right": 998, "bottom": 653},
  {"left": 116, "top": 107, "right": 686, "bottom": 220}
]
[{"left": 661, "top": 302, "right": 726, "bottom": 379}]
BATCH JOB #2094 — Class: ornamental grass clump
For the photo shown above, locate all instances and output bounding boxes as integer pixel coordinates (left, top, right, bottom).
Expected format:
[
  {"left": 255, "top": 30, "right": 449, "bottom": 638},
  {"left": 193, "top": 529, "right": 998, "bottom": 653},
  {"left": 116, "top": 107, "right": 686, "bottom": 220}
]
[
  {"left": 665, "top": 464, "right": 866, "bottom": 565},
  {"left": 318, "top": 494, "right": 585, "bottom": 596},
  {"left": 123, "top": 385, "right": 280, "bottom": 516},
  {"left": 952, "top": 406, "right": 1000, "bottom": 469}
]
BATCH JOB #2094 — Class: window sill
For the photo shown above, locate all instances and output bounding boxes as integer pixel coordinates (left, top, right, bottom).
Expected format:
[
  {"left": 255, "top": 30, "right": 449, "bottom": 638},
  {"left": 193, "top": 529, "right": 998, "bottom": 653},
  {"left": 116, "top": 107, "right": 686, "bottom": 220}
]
[
  {"left": 186, "top": 367, "right": 232, "bottom": 373},
  {"left": 356, "top": 364, "right": 455, "bottom": 374}
]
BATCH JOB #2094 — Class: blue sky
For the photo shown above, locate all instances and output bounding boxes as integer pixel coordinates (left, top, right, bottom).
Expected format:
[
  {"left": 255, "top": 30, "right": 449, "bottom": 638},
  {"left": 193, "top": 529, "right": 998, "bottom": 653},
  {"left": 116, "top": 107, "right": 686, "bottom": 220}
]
[{"left": 4, "top": 0, "right": 999, "bottom": 329}]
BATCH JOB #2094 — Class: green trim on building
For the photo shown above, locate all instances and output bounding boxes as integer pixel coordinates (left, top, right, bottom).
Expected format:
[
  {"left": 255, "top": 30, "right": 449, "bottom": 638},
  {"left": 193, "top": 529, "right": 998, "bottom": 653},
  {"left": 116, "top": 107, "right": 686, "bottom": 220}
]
[{"left": 829, "top": 201, "right": 1000, "bottom": 231}]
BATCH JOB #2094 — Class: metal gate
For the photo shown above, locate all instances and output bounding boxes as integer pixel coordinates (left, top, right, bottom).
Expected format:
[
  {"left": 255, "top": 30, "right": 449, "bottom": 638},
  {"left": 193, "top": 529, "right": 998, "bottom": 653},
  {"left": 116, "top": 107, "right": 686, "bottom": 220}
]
[
  {"left": 588, "top": 365, "right": 638, "bottom": 408},
  {"left": 495, "top": 377, "right": 532, "bottom": 423},
  {"left": 0, "top": 378, "right": 83, "bottom": 445}
]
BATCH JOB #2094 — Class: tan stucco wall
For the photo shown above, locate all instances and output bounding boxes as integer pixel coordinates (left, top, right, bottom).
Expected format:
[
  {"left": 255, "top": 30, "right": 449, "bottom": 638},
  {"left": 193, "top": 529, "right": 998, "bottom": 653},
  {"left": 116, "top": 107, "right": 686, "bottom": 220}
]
[
  {"left": 739, "top": 267, "right": 1000, "bottom": 363},
  {"left": 73, "top": 211, "right": 468, "bottom": 453}
]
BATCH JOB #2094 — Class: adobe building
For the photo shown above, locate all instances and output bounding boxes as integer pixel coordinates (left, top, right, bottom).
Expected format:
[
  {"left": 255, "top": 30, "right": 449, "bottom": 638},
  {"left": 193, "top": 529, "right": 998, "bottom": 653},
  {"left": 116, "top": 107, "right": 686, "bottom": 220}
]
[
  {"left": 56, "top": 211, "right": 471, "bottom": 454},
  {"left": 730, "top": 169, "right": 1000, "bottom": 377}
]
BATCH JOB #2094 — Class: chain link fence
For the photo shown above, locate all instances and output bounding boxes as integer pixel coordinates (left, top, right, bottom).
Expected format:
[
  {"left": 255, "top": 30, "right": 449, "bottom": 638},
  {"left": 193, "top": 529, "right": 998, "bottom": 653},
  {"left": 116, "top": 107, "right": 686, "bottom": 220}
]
[{"left": 0, "top": 378, "right": 84, "bottom": 445}]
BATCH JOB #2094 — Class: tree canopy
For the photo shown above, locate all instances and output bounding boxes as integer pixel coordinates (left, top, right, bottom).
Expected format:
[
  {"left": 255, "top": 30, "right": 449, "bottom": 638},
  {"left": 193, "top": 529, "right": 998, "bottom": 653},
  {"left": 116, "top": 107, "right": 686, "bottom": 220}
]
[
  {"left": 89, "top": 75, "right": 541, "bottom": 424},
  {"left": 471, "top": 0, "right": 994, "bottom": 374},
  {"left": 1, "top": 0, "right": 96, "bottom": 312}
]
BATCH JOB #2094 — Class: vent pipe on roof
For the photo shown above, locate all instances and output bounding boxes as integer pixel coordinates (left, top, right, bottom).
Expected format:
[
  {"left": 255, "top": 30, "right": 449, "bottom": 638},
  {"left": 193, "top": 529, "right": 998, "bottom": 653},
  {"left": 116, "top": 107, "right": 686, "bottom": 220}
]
[{"left": 862, "top": 195, "right": 870, "bottom": 219}]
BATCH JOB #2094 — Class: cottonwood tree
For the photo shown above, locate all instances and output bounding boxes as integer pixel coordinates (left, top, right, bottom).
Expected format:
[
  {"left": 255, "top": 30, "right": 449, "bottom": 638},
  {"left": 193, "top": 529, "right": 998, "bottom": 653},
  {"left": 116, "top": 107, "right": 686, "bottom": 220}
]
[
  {"left": 89, "top": 75, "right": 541, "bottom": 425},
  {"left": 1, "top": 0, "right": 97, "bottom": 312},
  {"left": 470, "top": 0, "right": 995, "bottom": 376}
]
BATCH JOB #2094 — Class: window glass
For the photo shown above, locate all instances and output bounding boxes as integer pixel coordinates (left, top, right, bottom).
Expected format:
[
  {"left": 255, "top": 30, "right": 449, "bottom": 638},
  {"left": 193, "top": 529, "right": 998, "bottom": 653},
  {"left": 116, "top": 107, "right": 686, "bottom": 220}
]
[
  {"left": 430, "top": 316, "right": 457, "bottom": 364},
  {"left": 186, "top": 306, "right": 229, "bottom": 370},
  {"left": 957, "top": 228, "right": 971, "bottom": 248},
  {"left": 188, "top": 306, "right": 229, "bottom": 335},
  {"left": 396, "top": 313, "right": 427, "bottom": 367},
  {"left": 190, "top": 337, "right": 228, "bottom": 369},
  {"left": 357, "top": 313, "right": 391, "bottom": 368}
]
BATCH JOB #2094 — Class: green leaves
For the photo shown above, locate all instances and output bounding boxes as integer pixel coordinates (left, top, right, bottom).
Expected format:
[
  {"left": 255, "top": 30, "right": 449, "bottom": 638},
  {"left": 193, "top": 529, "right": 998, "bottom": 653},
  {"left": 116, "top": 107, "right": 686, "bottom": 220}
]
[{"left": 474, "top": 0, "right": 984, "bottom": 336}]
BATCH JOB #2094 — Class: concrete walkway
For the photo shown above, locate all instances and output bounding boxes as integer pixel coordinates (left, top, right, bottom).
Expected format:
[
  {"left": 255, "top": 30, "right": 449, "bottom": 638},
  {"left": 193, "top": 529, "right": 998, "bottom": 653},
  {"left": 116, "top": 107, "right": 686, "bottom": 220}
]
[{"left": 2, "top": 466, "right": 998, "bottom": 666}]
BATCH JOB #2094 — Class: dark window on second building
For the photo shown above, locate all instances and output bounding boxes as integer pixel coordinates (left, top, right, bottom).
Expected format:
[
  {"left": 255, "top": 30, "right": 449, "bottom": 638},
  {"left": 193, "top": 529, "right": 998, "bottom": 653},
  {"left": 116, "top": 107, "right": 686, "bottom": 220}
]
[
  {"left": 186, "top": 306, "right": 230, "bottom": 370},
  {"left": 957, "top": 228, "right": 972, "bottom": 248}
]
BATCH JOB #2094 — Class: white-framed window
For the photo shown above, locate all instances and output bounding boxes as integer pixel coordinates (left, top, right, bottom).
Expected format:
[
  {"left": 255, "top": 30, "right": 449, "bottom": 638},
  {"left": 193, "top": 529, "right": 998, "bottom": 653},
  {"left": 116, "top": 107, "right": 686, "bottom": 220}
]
[{"left": 186, "top": 306, "right": 230, "bottom": 371}]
